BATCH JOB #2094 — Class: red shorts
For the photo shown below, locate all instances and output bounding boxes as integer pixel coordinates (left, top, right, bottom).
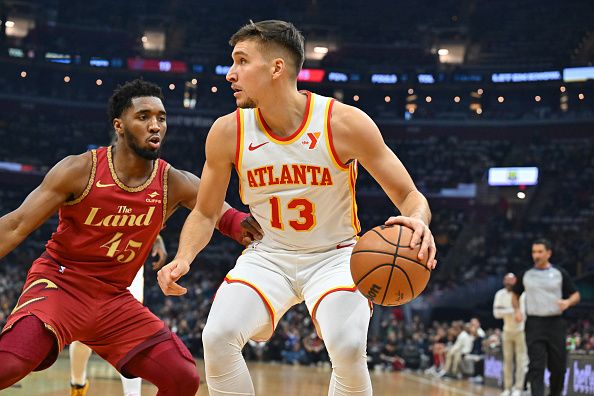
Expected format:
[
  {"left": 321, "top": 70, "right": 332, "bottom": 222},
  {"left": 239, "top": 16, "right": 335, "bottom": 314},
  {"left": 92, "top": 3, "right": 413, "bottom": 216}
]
[{"left": 1, "top": 252, "right": 170, "bottom": 372}]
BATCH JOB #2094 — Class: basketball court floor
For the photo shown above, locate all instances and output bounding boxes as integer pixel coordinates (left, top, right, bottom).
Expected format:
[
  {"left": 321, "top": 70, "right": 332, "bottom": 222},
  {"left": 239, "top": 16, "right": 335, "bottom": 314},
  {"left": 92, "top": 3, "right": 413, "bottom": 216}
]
[{"left": 4, "top": 351, "right": 502, "bottom": 395}]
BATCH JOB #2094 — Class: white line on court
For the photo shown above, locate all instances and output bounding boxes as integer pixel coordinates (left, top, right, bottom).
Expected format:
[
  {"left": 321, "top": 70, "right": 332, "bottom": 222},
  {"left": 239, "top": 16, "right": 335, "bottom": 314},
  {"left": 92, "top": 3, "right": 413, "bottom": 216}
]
[{"left": 400, "top": 371, "right": 484, "bottom": 396}]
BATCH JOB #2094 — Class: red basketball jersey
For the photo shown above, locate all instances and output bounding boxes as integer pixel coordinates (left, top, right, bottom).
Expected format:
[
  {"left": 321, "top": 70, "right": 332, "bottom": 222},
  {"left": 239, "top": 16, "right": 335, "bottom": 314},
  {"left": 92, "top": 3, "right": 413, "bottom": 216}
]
[{"left": 45, "top": 146, "right": 169, "bottom": 289}]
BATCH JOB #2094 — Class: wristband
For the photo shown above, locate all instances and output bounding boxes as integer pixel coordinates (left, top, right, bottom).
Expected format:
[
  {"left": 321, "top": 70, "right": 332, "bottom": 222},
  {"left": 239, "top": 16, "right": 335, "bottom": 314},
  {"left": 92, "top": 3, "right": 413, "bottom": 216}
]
[{"left": 219, "top": 208, "right": 250, "bottom": 243}]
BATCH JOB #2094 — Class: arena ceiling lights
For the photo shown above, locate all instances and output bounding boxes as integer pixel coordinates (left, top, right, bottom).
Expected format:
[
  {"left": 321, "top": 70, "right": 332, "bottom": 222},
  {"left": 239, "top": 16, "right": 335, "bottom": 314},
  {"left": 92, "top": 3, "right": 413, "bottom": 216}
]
[
  {"left": 305, "top": 41, "right": 335, "bottom": 61},
  {"left": 3, "top": 16, "right": 35, "bottom": 38},
  {"left": 434, "top": 43, "right": 465, "bottom": 64},
  {"left": 142, "top": 30, "right": 166, "bottom": 53}
]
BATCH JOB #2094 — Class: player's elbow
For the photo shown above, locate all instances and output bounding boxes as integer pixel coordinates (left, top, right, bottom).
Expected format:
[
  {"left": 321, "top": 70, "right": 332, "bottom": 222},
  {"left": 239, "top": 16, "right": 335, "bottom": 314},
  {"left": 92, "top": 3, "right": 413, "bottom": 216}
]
[{"left": 6, "top": 212, "right": 28, "bottom": 237}]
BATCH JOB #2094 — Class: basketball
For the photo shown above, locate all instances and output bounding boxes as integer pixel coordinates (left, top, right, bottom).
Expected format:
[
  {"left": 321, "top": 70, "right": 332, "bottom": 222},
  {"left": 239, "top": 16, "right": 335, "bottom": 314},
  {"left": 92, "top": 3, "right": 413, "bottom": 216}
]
[{"left": 350, "top": 225, "right": 431, "bottom": 306}]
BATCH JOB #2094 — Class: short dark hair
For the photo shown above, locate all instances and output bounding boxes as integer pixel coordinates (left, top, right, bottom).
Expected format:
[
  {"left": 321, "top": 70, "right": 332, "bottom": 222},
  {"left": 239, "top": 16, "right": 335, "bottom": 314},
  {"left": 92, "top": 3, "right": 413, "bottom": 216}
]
[
  {"left": 229, "top": 20, "right": 305, "bottom": 75},
  {"left": 532, "top": 238, "right": 552, "bottom": 251},
  {"left": 108, "top": 79, "right": 164, "bottom": 122}
]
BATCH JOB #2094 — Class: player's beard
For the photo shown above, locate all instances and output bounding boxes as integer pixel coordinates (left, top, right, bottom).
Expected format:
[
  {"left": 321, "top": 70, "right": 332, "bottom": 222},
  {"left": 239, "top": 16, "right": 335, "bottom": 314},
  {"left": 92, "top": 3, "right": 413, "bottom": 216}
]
[
  {"left": 238, "top": 95, "right": 257, "bottom": 109},
  {"left": 123, "top": 127, "right": 161, "bottom": 160}
]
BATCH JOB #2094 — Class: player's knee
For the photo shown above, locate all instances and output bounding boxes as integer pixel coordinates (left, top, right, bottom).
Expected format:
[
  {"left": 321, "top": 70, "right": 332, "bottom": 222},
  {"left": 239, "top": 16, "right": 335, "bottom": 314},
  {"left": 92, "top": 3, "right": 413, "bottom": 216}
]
[
  {"left": 202, "top": 321, "right": 243, "bottom": 355},
  {"left": 0, "top": 351, "right": 36, "bottom": 389},
  {"left": 156, "top": 353, "right": 199, "bottom": 395},
  {"left": 325, "top": 331, "right": 366, "bottom": 366},
  {"left": 172, "top": 360, "right": 200, "bottom": 395}
]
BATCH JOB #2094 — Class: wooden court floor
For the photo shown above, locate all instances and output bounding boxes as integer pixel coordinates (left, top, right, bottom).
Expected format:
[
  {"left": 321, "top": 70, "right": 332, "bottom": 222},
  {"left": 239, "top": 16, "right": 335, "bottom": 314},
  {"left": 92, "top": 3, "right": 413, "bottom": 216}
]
[{"left": 4, "top": 352, "right": 502, "bottom": 395}]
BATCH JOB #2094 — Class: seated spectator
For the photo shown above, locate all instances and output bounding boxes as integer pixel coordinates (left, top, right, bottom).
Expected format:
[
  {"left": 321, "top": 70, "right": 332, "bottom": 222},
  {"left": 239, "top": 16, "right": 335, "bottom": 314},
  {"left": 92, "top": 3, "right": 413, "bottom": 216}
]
[
  {"left": 302, "top": 332, "right": 327, "bottom": 366},
  {"left": 425, "top": 326, "right": 448, "bottom": 375},
  {"left": 379, "top": 332, "right": 406, "bottom": 371},
  {"left": 471, "top": 317, "right": 487, "bottom": 339},
  {"left": 281, "top": 342, "right": 306, "bottom": 365},
  {"left": 438, "top": 323, "right": 475, "bottom": 379},
  {"left": 461, "top": 323, "right": 485, "bottom": 380},
  {"left": 400, "top": 338, "right": 422, "bottom": 370},
  {"left": 279, "top": 324, "right": 304, "bottom": 364}
]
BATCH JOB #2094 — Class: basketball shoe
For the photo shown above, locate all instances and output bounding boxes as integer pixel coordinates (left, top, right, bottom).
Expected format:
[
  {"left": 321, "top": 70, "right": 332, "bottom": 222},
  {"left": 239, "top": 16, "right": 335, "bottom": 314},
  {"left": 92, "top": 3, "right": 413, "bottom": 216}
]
[{"left": 70, "top": 380, "right": 89, "bottom": 396}]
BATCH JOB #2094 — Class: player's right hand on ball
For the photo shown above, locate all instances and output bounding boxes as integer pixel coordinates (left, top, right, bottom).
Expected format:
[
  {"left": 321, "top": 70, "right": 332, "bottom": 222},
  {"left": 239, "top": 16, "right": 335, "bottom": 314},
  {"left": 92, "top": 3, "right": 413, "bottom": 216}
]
[
  {"left": 385, "top": 215, "right": 437, "bottom": 270},
  {"left": 158, "top": 259, "right": 190, "bottom": 296}
]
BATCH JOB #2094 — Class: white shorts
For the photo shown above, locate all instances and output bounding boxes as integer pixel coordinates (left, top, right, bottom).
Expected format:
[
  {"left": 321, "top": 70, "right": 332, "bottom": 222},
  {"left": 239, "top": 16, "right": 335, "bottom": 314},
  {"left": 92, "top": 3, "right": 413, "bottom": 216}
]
[
  {"left": 223, "top": 240, "right": 371, "bottom": 341},
  {"left": 127, "top": 267, "right": 144, "bottom": 303}
]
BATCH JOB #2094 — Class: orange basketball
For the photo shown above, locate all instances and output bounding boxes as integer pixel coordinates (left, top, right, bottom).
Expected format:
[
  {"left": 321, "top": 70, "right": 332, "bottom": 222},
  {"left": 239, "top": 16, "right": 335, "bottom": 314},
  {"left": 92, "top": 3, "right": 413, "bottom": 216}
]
[{"left": 350, "top": 225, "right": 431, "bottom": 306}]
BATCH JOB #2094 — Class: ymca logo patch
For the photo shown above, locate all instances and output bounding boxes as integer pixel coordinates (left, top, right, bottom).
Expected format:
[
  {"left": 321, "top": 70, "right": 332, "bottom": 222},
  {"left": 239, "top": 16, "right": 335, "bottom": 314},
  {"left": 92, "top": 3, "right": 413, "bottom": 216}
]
[{"left": 301, "top": 132, "right": 321, "bottom": 150}]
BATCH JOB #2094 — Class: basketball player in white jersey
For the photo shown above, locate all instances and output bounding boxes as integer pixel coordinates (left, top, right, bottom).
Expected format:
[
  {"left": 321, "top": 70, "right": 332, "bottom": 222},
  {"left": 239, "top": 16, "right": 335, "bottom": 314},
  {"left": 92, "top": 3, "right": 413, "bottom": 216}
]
[
  {"left": 69, "top": 236, "right": 167, "bottom": 396},
  {"left": 158, "top": 20, "right": 437, "bottom": 395}
]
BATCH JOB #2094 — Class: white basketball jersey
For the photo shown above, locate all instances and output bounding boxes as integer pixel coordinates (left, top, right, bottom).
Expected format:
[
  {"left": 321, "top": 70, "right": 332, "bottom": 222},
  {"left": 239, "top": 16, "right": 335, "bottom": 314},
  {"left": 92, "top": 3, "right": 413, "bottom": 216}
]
[{"left": 235, "top": 91, "right": 360, "bottom": 251}]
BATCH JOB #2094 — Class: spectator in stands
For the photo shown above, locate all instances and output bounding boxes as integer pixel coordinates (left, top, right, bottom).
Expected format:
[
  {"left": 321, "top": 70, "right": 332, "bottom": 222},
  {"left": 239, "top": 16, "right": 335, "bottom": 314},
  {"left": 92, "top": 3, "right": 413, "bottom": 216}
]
[
  {"left": 471, "top": 317, "right": 486, "bottom": 339},
  {"left": 483, "top": 328, "right": 502, "bottom": 352},
  {"left": 379, "top": 332, "right": 405, "bottom": 371},
  {"left": 281, "top": 341, "right": 306, "bottom": 365},
  {"left": 493, "top": 273, "right": 527, "bottom": 396},
  {"left": 302, "top": 332, "right": 326, "bottom": 366},
  {"left": 438, "top": 322, "right": 475, "bottom": 379},
  {"left": 280, "top": 326, "right": 304, "bottom": 365},
  {"left": 463, "top": 323, "right": 486, "bottom": 382},
  {"left": 399, "top": 337, "right": 422, "bottom": 370},
  {"left": 425, "top": 326, "right": 449, "bottom": 375}
]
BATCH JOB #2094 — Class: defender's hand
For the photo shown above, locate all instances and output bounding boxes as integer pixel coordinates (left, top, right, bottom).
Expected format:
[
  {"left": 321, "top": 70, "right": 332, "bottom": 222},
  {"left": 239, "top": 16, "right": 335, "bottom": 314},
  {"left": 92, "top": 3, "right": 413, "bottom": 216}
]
[
  {"left": 151, "top": 239, "right": 168, "bottom": 270},
  {"left": 157, "top": 259, "right": 190, "bottom": 296},
  {"left": 239, "top": 215, "right": 264, "bottom": 245}
]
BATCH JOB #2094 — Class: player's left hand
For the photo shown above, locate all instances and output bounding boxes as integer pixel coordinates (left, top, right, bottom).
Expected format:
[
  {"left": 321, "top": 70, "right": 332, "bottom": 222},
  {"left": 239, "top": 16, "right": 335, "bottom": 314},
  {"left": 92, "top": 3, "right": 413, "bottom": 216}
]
[
  {"left": 157, "top": 259, "right": 190, "bottom": 296},
  {"left": 151, "top": 236, "right": 168, "bottom": 270},
  {"left": 385, "top": 216, "right": 437, "bottom": 270},
  {"left": 558, "top": 299, "right": 571, "bottom": 312},
  {"left": 238, "top": 214, "right": 264, "bottom": 245}
]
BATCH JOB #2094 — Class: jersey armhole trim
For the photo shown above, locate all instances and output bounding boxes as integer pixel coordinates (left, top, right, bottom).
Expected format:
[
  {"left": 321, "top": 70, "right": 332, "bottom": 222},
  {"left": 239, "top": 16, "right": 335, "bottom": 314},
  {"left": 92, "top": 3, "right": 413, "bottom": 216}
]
[
  {"left": 64, "top": 149, "right": 97, "bottom": 206},
  {"left": 325, "top": 99, "right": 349, "bottom": 170},
  {"left": 235, "top": 109, "right": 245, "bottom": 203},
  {"left": 348, "top": 161, "right": 361, "bottom": 234},
  {"left": 235, "top": 109, "right": 244, "bottom": 173}
]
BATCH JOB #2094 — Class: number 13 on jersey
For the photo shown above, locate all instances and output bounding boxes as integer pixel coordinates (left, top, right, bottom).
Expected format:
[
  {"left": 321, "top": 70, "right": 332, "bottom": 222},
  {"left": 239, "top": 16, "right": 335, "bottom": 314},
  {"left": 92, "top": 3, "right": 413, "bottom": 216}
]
[{"left": 269, "top": 196, "right": 316, "bottom": 231}]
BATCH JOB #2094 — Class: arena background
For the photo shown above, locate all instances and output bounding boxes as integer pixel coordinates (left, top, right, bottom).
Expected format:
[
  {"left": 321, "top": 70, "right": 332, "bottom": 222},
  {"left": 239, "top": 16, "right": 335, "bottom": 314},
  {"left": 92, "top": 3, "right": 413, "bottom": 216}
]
[{"left": 0, "top": 1, "right": 593, "bottom": 395}]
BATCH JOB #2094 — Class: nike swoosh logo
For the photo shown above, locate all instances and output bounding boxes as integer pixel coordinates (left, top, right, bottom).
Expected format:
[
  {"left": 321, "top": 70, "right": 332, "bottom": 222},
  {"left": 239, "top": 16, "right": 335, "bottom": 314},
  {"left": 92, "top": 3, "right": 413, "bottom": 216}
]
[
  {"left": 337, "top": 243, "right": 356, "bottom": 249},
  {"left": 96, "top": 181, "right": 116, "bottom": 188},
  {"left": 248, "top": 142, "right": 270, "bottom": 151}
]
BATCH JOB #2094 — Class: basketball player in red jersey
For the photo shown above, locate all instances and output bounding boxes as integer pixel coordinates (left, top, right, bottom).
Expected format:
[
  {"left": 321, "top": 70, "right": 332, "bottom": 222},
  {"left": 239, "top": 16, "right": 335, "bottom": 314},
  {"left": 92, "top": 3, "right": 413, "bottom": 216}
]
[
  {"left": 0, "top": 79, "right": 262, "bottom": 395},
  {"left": 159, "top": 21, "right": 436, "bottom": 395}
]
